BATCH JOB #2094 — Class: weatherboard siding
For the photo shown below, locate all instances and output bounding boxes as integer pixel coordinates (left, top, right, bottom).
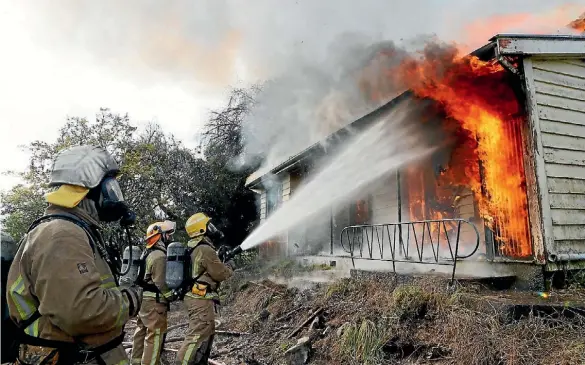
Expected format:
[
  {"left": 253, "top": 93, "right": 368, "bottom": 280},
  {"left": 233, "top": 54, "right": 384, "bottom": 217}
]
[
  {"left": 531, "top": 58, "right": 585, "bottom": 256},
  {"left": 370, "top": 172, "right": 399, "bottom": 225},
  {"left": 282, "top": 173, "right": 291, "bottom": 202},
  {"left": 260, "top": 190, "right": 267, "bottom": 222}
]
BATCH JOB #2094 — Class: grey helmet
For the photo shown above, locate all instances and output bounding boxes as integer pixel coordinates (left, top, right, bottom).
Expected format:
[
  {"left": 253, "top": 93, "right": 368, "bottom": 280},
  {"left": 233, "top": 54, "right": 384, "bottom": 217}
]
[
  {"left": 49, "top": 145, "right": 120, "bottom": 188},
  {"left": 49, "top": 145, "right": 135, "bottom": 226}
]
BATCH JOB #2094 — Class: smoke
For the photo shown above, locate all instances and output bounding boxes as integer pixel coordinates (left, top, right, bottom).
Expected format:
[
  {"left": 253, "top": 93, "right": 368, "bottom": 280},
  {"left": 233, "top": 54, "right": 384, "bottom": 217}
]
[
  {"left": 11, "top": 0, "right": 582, "bottom": 190},
  {"left": 241, "top": 100, "right": 438, "bottom": 250},
  {"left": 229, "top": 1, "right": 583, "bottom": 171},
  {"left": 240, "top": 37, "right": 411, "bottom": 169},
  {"left": 15, "top": 1, "right": 580, "bottom": 125}
]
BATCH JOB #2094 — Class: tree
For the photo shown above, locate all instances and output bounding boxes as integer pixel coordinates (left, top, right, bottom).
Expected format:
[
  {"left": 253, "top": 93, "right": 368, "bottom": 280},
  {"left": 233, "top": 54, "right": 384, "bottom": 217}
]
[
  {"left": 1, "top": 93, "right": 261, "bottom": 249},
  {"left": 0, "top": 184, "right": 46, "bottom": 240},
  {"left": 203, "top": 86, "right": 260, "bottom": 160},
  {"left": 0, "top": 109, "right": 197, "bottom": 241},
  {"left": 200, "top": 87, "right": 261, "bottom": 246}
]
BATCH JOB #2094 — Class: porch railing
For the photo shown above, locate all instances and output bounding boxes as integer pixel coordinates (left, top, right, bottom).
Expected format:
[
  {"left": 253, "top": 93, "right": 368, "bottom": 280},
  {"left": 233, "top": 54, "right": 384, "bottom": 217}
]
[{"left": 339, "top": 219, "right": 481, "bottom": 282}]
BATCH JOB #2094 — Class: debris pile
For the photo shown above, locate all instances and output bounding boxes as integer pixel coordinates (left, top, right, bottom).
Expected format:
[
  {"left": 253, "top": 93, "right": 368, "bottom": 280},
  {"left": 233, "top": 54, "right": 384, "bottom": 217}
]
[{"left": 124, "top": 266, "right": 585, "bottom": 365}]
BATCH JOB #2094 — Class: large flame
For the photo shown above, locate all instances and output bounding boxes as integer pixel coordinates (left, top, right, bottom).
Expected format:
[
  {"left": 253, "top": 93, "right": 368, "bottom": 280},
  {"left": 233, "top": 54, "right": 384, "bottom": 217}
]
[{"left": 365, "top": 43, "right": 533, "bottom": 258}]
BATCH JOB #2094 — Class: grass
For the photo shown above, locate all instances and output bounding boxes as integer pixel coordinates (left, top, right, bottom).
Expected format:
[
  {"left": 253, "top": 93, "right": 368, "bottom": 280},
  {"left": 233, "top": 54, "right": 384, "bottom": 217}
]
[
  {"left": 339, "top": 319, "right": 389, "bottom": 365},
  {"left": 325, "top": 276, "right": 585, "bottom": 364},
  {"left": 325, "top": 278, "right": 355, "bottom": 299},
  {"left": 218, "top": 260, "right": 585, "bottom": 365},
  {"left": 391, "top": 285, "right": 432, "bottom": 321}
]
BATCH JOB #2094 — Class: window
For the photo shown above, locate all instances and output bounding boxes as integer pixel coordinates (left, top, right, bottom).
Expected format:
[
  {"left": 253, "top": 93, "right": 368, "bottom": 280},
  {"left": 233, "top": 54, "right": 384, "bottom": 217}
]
[{"left": 266, "top": 183, "right": 282, "bottom": 216}]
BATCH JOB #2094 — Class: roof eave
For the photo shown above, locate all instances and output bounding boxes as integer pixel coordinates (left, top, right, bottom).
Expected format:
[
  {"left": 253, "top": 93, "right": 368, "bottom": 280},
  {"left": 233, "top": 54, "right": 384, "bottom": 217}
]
[
  {"left": 490, "top": 33, "right": 585, "bottom": 57},
  {"left": 245, "top": 33, "right": 585, "bottom": 189},
  {"left": 245, "top": 91, "right": 413, "bottom": 188}
]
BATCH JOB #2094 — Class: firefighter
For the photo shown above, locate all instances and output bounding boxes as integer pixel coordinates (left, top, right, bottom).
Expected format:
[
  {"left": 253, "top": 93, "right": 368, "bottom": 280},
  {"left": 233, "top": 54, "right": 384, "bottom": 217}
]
[
  {"left": 5, "top": 145, "right": 143, "bottom": 365},
  {"left": 131, "top": 220, "right": 176, "bottom": 365},
  {"left": 175, "top": 213, "right": 235, "bottom": 365}
]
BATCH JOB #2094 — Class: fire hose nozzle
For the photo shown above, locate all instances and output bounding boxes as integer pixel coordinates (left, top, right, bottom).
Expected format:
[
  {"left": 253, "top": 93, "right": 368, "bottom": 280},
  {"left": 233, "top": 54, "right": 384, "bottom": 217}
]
[{"left": 219, "top": 245, "right": 243, "bottom": 262}]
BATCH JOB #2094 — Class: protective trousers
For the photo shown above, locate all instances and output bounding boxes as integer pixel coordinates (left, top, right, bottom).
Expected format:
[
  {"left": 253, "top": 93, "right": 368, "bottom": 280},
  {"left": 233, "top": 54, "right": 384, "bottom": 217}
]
[
  {"left": 131, "top": 300, "right": 168, "bottom": 365},
  {"left": 14, "top": 344, "right": 128, "bottom": 365},
  {"left": 175, "top": 297, "right": 215, "bottom": 365}
]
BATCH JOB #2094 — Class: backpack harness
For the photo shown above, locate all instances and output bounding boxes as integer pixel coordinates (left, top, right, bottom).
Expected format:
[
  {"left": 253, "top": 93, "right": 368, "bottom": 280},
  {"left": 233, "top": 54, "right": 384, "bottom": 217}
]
[
  {"left": 3, "top": 213, "right": 125, "bottom": 365},
  {"left": 135, "top": 246, "right": 170, "bottom": 309},
  {"left": 175, "top": 241, "right": 220, "bottom": 301}
]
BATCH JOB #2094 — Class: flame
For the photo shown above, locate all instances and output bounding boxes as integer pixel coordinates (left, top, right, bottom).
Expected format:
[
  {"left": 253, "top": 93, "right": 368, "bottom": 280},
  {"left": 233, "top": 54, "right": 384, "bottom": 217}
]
[
  {"left": 365, "top": 42, "right": 533, "bottom": 258},
  {"left": 458, "top": 4, "right": 585, "bottom": 52}
]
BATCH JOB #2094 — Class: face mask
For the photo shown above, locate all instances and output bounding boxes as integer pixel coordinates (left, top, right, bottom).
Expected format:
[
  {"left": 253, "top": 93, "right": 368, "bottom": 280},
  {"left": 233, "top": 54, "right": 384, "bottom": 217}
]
[
  {"left": 94, "top": 177, "right": 136, "bottom": 226},
  {"left": 206, "top": 222, "right": 225, "bottom": 241},
  {"left": 163, "top": 231, "right": 175, "bottom": 245}
]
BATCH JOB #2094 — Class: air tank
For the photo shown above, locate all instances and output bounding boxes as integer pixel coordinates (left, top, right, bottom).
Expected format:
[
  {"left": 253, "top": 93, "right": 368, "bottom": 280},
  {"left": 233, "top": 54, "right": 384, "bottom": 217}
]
[
  {"left": 166, "top": 241, "right": 188, "bottom": 290},
  {"left": 2, "top": 232, "right": 17, "bottom": 323},
  {"left": 1, "top": 232, "right": 17, "bottom": 262},
  {"left": 120, "top": 245, "right": 143, "bottom": 284}
]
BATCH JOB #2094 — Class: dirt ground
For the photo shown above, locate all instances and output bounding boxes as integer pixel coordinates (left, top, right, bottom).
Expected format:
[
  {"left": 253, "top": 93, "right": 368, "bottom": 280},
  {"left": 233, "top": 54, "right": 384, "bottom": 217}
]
[{"left": 124, "top": 264, "right": 585, "bottom": 365}]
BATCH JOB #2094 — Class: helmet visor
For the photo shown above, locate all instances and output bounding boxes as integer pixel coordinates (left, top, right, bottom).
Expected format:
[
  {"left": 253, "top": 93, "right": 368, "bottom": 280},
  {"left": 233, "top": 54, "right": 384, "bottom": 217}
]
[{"left": 102, "top": 177, "right": 125, "bottom": 202}]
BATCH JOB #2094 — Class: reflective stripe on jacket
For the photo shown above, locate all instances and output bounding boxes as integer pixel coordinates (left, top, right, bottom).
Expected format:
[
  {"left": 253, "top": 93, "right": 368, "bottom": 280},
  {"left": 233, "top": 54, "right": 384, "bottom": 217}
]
[
  {"left": 142, "top": 244, "right": 173, "bottom": 302},
  {"left": 185, "top": 237, "right": 233, "bottom": 300},
  {"left": 6, "top": 205, "right": 131, "bottom": 347}
]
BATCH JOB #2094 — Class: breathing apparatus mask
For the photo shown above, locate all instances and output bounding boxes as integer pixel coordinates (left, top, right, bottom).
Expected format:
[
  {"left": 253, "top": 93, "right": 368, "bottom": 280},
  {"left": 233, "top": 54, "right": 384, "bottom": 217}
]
[
  {"left": 206, "top": 221, "right": 224, "bottom": 242},
  {"left": 162, "top": 230, "right": 175, "bottom": 246},
  {"left": 152, "top": 222, "right": 176, "bottom": 247},
  {"left": 89, "top": 176, "right": 136, "bottom": 227}
]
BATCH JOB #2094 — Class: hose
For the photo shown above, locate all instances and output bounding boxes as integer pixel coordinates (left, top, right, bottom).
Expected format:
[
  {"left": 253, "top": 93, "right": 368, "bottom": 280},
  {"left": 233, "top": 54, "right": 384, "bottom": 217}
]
[{"left": 117, "top": 227, "right": 133, "bottom": 276}]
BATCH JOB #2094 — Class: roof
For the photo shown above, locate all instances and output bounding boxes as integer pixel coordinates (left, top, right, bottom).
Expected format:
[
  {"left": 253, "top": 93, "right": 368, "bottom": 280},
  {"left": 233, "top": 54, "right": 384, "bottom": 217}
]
[
  {"left": 245, "top": 91, "right": 413, "bottom": 187},
  {"left": 246, "top": 33, "right": 585, "bottom": 188},
  {"left": 490, "top": 33, "right": 585, "bottom": 57}
]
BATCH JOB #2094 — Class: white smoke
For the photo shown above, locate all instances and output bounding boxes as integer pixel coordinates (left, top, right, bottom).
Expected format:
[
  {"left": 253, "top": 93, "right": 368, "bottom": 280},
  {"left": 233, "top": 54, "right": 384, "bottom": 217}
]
[
  {"left": 14, "top": 2, "right": 581, "bottom": 170},
  {"left": 241, "top": 101, "right": 438, "bottom": 250}
]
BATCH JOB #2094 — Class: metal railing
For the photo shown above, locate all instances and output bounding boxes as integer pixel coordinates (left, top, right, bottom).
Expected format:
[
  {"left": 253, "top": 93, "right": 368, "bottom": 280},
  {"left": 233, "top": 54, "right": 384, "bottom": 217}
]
[{"left": 340, "top": 219, "right": 481, "bottom": 282}]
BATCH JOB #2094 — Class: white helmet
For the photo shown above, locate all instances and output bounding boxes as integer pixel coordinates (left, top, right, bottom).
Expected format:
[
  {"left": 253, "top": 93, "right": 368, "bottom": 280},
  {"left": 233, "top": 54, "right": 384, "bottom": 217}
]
[
  {"left": 45, "top": 145, "right": 134, "bottom": 225},
  {"left": 49, "top": 145, "right": 120, "bottom": 188}
]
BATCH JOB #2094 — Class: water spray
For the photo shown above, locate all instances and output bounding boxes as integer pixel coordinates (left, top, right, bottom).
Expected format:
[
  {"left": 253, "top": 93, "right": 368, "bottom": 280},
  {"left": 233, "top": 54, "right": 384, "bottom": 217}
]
[{"left": 240, "top": 102, "right": 437, "bottom": 252}]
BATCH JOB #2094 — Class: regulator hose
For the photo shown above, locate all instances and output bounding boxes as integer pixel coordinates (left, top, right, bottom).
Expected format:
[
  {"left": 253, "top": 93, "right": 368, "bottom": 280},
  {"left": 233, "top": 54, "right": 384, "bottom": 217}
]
[{"left": 117, "top": 226, "right": 134, "bottom": 276}]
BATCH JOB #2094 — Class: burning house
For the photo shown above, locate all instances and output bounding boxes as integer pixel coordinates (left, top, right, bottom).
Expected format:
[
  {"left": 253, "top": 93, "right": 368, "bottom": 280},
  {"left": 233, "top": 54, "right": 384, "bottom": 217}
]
[{"left": 245, "top": 33, "right": 585, "bottom": 284}]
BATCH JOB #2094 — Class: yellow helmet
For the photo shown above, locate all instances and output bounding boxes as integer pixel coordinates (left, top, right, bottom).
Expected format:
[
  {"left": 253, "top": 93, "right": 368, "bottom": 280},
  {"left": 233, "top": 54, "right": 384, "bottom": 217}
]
[
  {"left": 145, "top": 220, "right": 176, "bottom": 248},
  {"left": 185, "top": 212, "right": 211, "bottom": 238}
]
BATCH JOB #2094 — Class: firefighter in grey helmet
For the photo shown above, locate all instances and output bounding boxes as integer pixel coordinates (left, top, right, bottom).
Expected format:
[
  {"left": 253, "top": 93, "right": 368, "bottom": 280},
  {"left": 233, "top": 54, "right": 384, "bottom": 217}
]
[{"left": 5, "top": 145, "right": 143, "bottom": 364}]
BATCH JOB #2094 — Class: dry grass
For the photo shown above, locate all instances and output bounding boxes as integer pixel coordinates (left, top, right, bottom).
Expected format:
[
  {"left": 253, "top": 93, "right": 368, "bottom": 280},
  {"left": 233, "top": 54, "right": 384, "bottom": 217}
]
[
  {"left": 391, "top": 285, "right": 432, "bottom": 321},
  {"left": 433, "top": 300, "right": 585, "bottom": 365},
  {"left": 322, "top": 276, "right": 585, "bottom": 365},
  {"left": 214, "top": 272, "right": 585, "bottom": 365},
  {"left": 337, "top": 319, "right": 390, "bottom": 365}
]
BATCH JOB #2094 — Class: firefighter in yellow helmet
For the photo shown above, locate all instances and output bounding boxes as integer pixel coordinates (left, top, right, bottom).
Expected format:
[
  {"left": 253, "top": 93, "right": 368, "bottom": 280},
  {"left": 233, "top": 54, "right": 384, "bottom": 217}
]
[
  {"left": 131, "top": 220, "right": 176, "bottom": 365},
  {"left": 5, "top": 145, "right": 142, "bottom": 365},
  {"left": 175, "top": 213, "right": 234, "bottom": 365}
]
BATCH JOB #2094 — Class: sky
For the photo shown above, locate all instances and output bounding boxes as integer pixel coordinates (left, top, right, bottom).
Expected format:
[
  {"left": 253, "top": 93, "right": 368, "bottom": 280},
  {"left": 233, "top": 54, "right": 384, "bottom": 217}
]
[{"left": 0, "top": 0, "right": 582, "bottom": 193}]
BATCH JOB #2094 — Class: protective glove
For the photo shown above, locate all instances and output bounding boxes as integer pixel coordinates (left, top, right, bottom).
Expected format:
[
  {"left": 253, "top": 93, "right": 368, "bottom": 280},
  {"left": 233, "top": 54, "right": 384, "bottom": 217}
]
[
  {"left": 121, "top": 285, "right": 143, "bottom": 317},
  {"left": 217, "top": 245, "right": 229, "bottom": 262},
  {"left": 225, "top": 259, "right": 236, "bottom": 271}
]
